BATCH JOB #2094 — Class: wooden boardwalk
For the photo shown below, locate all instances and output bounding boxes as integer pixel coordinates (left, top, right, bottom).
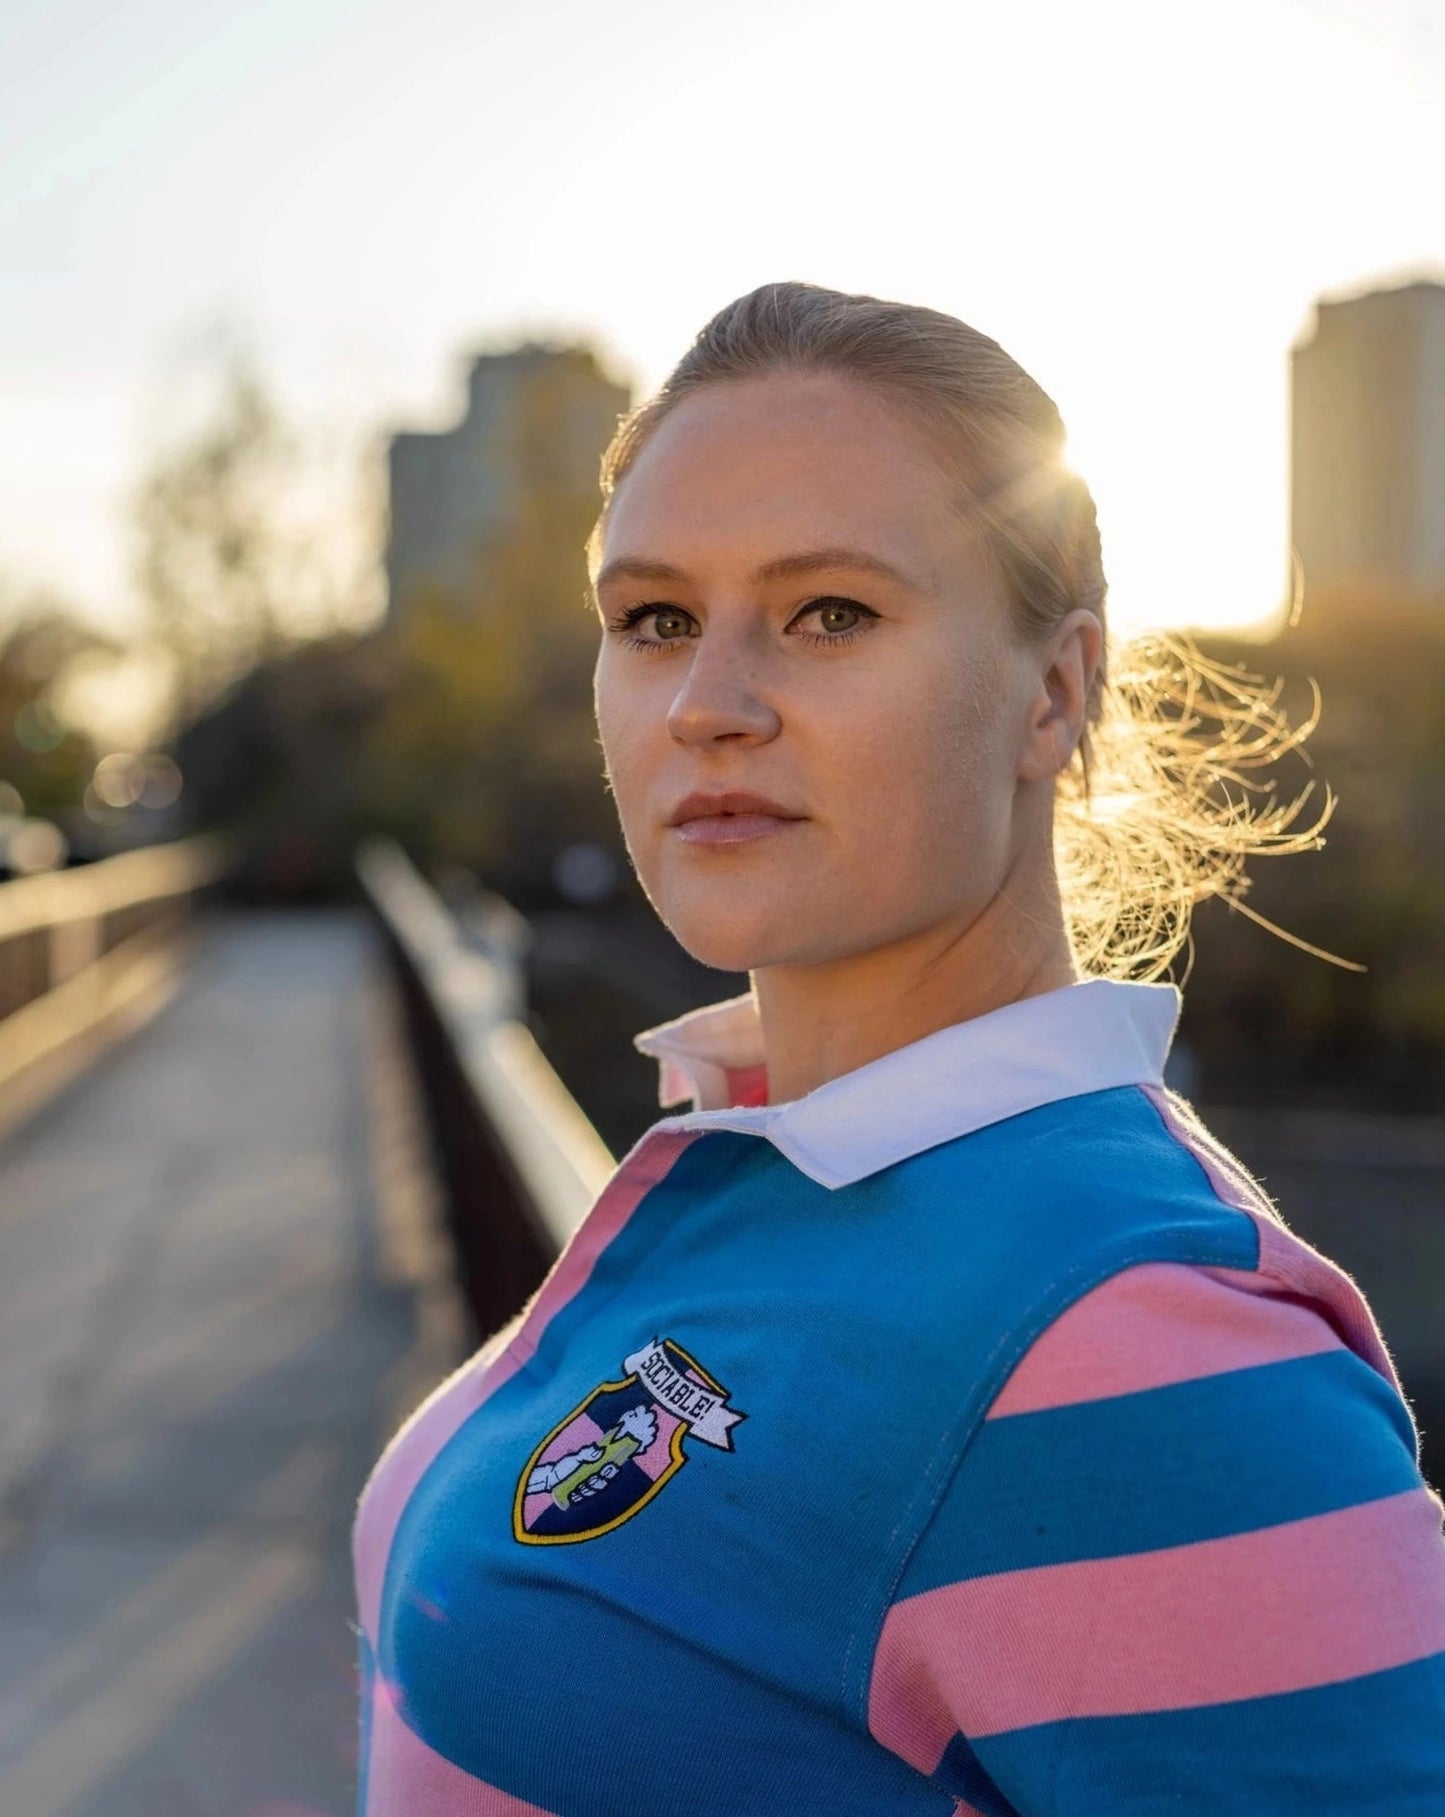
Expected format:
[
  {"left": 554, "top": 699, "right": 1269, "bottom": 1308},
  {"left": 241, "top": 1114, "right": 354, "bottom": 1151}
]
[{"left": 0, "top": 909, "right": 465, "bottom": 1817}]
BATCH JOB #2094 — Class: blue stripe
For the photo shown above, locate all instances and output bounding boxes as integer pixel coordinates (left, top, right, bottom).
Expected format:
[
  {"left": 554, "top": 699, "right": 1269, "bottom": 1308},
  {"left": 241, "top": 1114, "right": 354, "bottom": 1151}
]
[
  {"left": 387, "top": 1550, "right": 961, "bottom": 1815},
  {"left": 517, "top": 1133, "right": 757, "bottom": 1376},
  {"left": 935, "top": 1731, "right": 1019, "bottom": 1816},
  {"left": 969, "top": 1650, "right": 1445, "bottom": 1814},
  {"left": 900, "top": 1348, "right": 1420, "bottom": 1593}
]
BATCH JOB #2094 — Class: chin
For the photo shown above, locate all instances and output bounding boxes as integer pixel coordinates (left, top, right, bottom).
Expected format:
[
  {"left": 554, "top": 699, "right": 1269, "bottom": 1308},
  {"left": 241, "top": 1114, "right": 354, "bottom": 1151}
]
[
  {"left": 656, "top": 901, "right": 842, "bottom": 975},
  {"left": 660, "top": 917, "right": 775, "bottom": 975}
]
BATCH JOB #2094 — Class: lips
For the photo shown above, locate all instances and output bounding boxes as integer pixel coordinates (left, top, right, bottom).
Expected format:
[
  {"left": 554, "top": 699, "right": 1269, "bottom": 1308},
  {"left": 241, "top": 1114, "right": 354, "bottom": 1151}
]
[{"left": 667, "top": 789, "right": 803, "bottom": 826}]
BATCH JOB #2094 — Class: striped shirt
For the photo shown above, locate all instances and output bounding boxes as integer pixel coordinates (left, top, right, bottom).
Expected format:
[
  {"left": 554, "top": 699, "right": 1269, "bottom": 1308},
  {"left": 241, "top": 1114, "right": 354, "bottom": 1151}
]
[{"left": 351, "top": 976, "right": 1445, "bottom": 1814}]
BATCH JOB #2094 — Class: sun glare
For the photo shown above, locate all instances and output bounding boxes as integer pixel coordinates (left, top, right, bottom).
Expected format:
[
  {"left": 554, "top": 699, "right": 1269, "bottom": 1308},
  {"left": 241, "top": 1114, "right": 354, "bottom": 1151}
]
[{"left": 1059, "top": 394, "right": 1291, "bottom": 645}]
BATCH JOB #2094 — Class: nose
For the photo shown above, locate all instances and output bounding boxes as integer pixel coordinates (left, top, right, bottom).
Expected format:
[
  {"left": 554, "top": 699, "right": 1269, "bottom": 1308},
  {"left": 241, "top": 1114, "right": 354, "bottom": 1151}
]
[{"left": 665, "top": 629, "right": 781, "bottom": 748}]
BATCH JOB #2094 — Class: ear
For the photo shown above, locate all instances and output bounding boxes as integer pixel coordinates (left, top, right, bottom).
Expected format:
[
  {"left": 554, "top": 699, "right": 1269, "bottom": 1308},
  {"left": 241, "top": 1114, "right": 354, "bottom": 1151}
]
[{"left": 1017, "top": 609, "right": 1104, "bottom": 783}]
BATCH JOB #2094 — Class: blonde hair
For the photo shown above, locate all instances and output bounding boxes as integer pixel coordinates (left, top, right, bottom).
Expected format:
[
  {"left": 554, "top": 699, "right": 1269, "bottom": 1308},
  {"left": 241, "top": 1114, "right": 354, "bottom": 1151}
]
[{"left": 591, "top": 280, "right": 1335, "bottom": 982}]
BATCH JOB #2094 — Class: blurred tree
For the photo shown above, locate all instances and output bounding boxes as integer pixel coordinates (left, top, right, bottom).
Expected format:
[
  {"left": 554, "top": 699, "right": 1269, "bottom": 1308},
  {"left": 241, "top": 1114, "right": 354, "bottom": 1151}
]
[
  {"left": 0, "top": 582, "right": 108, "bottom": 829},
  {"left": 133, "top": 349, "right": 296, "bottom": 731},
  {"left": 120, "top": 329, "right": 391, "bottom": 897},
  {"left": 131, "top": 339, "right": 379, "bottom": 737}
]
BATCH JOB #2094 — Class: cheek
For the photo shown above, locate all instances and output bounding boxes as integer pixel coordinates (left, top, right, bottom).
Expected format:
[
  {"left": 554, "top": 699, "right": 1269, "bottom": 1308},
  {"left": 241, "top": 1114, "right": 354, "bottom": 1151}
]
[
  {"left": 835, "top": 658, "right": 1006, "bottom": 854},
  {"left": 593, "top": 659, "right": 676, "bottom": 890},
  {"left": 594, "top": 656, "right": 649, "bottom": 787}
]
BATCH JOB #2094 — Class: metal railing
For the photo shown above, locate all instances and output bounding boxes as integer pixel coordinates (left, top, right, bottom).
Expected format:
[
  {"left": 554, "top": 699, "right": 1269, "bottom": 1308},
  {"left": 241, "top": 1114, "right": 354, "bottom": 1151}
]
[
  {"left": 356, "top": 836, "right": 616, "bottom": 1343},
  {"left": 0, "top": 835, "right": 230, "bottom": 1020},
  {"left": 0, "top": 835, "right": 233, "bottom": 1134}
]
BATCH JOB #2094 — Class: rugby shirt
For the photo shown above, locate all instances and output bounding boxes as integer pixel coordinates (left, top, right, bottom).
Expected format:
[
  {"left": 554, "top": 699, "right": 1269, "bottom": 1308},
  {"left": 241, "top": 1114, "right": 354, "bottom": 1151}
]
[{"left": 351, "top": 975, "right": 1445, "bottom": 1815}]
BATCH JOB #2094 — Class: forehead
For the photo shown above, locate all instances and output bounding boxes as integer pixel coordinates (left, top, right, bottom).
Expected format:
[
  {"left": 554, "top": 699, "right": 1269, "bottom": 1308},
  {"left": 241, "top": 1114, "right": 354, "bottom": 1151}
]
[{"left": 595, "top": 371, "right": 976, "bottom": 587}]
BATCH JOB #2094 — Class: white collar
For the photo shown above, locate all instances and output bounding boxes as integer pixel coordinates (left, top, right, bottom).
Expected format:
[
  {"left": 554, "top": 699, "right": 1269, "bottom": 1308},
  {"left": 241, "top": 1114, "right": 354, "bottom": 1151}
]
[{"left": 631, "top": 977, "right": 1182, "bottom": 1191}]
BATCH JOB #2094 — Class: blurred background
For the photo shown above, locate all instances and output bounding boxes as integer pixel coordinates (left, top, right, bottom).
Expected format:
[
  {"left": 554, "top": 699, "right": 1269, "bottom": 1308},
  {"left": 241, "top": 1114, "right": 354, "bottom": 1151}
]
[{"left": 2, "top": 0, "right": 1443, "bottom": 1811}]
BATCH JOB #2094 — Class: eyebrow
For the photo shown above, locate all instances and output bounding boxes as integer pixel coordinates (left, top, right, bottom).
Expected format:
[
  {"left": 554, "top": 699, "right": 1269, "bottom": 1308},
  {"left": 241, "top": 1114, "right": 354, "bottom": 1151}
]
[{"left": 592, "top": 545, "right": 921, "bottom": 596}]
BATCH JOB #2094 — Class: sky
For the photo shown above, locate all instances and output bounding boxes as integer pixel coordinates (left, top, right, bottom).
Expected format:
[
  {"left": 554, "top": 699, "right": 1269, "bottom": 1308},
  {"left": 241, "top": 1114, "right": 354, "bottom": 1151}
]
[{"left": 3, "top": 0, "right": 1444, "bottom": 731}]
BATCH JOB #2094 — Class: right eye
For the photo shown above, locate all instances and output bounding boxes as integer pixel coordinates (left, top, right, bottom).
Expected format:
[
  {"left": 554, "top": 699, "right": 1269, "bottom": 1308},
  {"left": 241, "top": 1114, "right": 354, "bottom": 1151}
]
[{"left": 608, "top": 602, "right": 695, "bottom": 647}]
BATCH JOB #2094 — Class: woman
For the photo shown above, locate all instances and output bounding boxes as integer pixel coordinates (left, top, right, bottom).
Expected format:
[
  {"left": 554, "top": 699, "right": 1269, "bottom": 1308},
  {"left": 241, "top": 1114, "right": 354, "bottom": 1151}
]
[{"left": 352, "top": 282, "right": 1445, "bottom": 1814}]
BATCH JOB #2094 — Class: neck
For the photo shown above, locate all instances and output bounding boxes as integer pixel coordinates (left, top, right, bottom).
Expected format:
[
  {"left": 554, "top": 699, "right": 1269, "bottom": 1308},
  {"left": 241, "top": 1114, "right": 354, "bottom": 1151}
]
[{"left": 751, "top": 843, "right": 1078, "bottom": 1107}]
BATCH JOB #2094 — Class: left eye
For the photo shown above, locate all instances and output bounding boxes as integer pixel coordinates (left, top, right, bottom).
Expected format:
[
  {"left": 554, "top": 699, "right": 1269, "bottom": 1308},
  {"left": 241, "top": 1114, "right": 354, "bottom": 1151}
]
[{"left": 794, "top": 597, "right": 878, "bottom": 639}]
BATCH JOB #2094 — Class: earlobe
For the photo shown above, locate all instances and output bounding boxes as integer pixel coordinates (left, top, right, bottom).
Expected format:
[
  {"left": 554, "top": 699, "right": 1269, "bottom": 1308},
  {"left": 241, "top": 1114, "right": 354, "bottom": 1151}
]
[
  {"left": 1017, "top": 706, "right": 1067, "bottom": 784},
  {"left": 1041, "top": 719, "right": 1075, "bottom": 782}
]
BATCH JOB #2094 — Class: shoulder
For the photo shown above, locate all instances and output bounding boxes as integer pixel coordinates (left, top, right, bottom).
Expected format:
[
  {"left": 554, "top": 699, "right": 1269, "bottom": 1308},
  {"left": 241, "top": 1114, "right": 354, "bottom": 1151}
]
[
  {"left": 987, "top": 1252, "right": 1402, "bottom": 1422},
  {"left": 902, "top": 1238, "right": 1425, "bottom": 1601},
  {"left": 868, "top": 1081, "right": 1424, "bottom": 1607},
  {"left": 896, "top": 1080, "right": 1259, "bottom": 1265},
  {"left": 873, "top": 1083, "right": 1269, "bottom": 1420},
  {"left": 901, "top": 1081, "right": 1400, "bottom": 1386}
]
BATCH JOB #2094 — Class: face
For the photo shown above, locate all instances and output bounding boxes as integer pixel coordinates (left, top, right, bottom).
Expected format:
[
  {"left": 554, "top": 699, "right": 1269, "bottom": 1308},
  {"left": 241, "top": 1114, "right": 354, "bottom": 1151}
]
[{"left": 591, "top": 369, "right": 1072, "bottom": 975}]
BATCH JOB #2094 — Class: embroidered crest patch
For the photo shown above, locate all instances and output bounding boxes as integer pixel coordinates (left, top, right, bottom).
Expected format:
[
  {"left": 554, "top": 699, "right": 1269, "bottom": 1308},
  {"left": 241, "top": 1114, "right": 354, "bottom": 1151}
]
[{"left": 512, "top": 1335, "right": 746, "bottom": 1545}]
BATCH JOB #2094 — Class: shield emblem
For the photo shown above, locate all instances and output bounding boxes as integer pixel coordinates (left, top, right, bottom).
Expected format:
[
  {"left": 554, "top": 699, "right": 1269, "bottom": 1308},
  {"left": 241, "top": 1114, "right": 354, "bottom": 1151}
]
[{"left": 512, "top": 1335, "right": 745, "bottom": 1545}]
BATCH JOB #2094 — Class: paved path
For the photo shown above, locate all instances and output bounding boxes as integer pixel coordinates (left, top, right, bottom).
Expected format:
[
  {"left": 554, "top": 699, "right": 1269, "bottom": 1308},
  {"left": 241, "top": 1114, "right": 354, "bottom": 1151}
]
[{"left": 0, "top": 908, "right": 465, "bottom": 1817}]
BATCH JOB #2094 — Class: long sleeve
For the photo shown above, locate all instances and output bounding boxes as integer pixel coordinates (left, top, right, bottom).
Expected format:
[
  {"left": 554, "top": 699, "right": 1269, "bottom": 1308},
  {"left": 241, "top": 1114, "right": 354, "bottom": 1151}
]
[{"left": 866, "top": 1257, "right": 1445, "bottom": 1814}]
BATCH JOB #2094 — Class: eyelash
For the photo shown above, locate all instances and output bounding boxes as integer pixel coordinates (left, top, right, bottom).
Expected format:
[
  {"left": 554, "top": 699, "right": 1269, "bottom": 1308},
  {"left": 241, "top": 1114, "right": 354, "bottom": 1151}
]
[{"left": 607, "top": 596, "right": 879, "bottom": 652}]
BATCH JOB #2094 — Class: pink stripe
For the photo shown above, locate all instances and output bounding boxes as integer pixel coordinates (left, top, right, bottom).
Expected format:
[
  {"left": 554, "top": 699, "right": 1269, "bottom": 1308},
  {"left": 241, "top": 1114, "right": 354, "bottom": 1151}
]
[
  {"left": 352, "top": 1129, "right": 700, "bottom": 1637},
  {"left": 870, "top": 1486, "right": 1445, "bottom": 1761},
  {"left": 1141, "top": 1084, "right": 1404, "bottom": 1395},
  {"left": 364, "top": 1668, "right": 559, "bottom": 1814},
  {"left": 987, "top": 1260, "right": 1342, "bottom": 1417}
]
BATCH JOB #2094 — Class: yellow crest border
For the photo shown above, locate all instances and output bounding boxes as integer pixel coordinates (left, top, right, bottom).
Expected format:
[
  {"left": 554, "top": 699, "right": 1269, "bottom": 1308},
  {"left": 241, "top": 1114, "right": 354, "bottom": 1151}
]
[{"left": 511, "top": 1373, "right": 688, "bottom": 1546}]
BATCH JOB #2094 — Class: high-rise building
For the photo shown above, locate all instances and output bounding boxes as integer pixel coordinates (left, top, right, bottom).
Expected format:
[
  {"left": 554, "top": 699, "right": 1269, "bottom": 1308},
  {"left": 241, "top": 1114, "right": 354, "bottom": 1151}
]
[
  {"left": 385, "top": 343, "right": 630, "bottom": 619},
  {"left": 1290, "top": 278, "right": 1445, "bottom": 596}
]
